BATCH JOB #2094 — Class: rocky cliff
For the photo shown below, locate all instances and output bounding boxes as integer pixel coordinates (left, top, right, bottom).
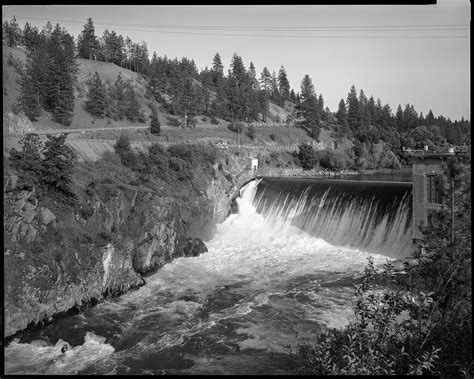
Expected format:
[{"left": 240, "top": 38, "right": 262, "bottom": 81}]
[{"left": 3, "top": 153, "right": 254, "bottom": 338}]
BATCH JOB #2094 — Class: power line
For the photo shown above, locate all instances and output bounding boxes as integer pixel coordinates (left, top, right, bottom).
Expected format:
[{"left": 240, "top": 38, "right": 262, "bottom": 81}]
[
  {"left": 3, "top": 14, "right": 470, "bottom": 30},
  {"left": 3, "top": 14, "right": 469, "bottom": 39}
]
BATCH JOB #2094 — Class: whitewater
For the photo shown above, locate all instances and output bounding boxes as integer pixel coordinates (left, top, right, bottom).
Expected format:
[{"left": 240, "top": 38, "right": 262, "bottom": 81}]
[{"left": 4, "top": 178, "right": 412, "bottom": 375}]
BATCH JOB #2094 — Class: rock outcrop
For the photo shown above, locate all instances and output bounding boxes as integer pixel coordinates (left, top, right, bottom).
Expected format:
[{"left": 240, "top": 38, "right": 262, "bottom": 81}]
[{"left": 4, "top": 153, "right": 252, "bottom": 338}]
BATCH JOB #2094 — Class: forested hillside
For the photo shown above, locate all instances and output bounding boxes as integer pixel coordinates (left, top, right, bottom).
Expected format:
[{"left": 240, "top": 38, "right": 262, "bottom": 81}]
[{"left": 3, "top": 15, "right": 470, "bottom": 171}]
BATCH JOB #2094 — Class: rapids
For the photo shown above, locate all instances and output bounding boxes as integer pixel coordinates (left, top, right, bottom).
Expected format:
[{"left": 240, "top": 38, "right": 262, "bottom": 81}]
[{"left": 4, "top": 177, "right": 414, "bottom": 375}]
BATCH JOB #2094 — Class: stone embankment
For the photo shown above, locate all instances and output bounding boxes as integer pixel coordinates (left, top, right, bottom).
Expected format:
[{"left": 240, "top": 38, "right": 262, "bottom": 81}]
[{"left": 4, "top": 154, "right": 252, "bottom": 339}]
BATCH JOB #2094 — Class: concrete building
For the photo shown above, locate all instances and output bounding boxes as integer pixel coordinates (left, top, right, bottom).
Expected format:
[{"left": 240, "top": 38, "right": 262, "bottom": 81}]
[
  {"left": 247, "top": 158, "right": 258, "bottom": 171},
  {"left": 411, "top": 151, "right": 470, "bottom": 240}
]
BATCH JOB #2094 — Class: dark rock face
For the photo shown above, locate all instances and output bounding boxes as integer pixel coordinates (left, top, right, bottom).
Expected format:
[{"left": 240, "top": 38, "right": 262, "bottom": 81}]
[{"left": 3, "top": 156, "right": 252, "bottom": 338}]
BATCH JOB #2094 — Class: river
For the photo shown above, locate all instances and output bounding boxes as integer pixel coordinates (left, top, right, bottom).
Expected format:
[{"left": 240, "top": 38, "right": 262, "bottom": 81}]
[{"left": 4, "top": 175, "right": 413, "bottom": 375}]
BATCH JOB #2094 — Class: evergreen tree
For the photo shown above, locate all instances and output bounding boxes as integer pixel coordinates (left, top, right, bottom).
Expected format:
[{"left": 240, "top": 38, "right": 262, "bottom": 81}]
[
  {"left": 248, "top": 61, "right": 260, "bottom": 91},
  {"left": 46, "top": 24, "right": 77, "bottom": 126},
  {"left": 77, "top": 18, "right": 100, "bottom": 60},
  {"left": 402, "top": 103, "right": 419, "bottom": 131},
  {"left": 425, "top": 109, "right": 435, "bottom": 126},
  {"left": 395, "top": 104, "right": 404, "bottom": 131},
  {"left": 271, "top": 71, "right": 283, "bottom": 106},
  {"left": 150, "top": 107, "right": 161, "bottom": 135},
  {"left": 112, "top": 73, "right": 127, "bottom": 119},
  {"left": 22, "top": 22, "right": 41, "bottom": 50},
  {"left": 290, "top": 89, "right": 296, "bottom": 103},
  {"left": 296, "top": 74, "right": 320, "bottom": 140},
  {"left": 41, "top": 133, "right": 77, "bottom": 194},
  {"left": 9, "top": 133, "right": 44, "bottom": 187},
  {"left": 358, "top": 89, "right": 369, "bottom": 127},
  {"left": 367, "top": 96, "right": 376, "bottom": 125},
  {"left": 260, "top": 67, "right": 272, "bottom": 94},
  {"left": 346, "top": 85, "right": 360, "bottom": 131},
  {"left": 278, "top": 65, "right": 291, "bottom": 101},
  {"left": 335, "top": 98, "right": 349, "bottom": 138},
  {"left": 317, "top": 94, "right": 325, "bottom": 120},
  {"left": 211, "top": 52, "right": 224, "bottom": 88},
  {"left": 125, "top": 84, "right": 140, "bottom": 122},
  {"left": 2, "top": 16, "right": 22, "bottom": 47},
  {"left": 84, "top": 72, "right": 106, "bottom": 118}
]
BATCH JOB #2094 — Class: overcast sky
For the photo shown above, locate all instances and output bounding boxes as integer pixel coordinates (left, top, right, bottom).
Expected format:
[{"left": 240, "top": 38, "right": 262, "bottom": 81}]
[{"left": 3, "top": 2, "right": 470, "bottom": 121}]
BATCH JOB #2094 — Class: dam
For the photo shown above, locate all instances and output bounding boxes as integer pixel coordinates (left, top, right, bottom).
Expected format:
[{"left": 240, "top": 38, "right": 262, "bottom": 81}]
[{"left": 5, "top": 176, "right": 414, "bottom": 375}]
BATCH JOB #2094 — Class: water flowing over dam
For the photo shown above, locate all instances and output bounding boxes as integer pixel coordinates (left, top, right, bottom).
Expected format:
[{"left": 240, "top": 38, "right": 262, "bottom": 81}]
[
  {"left": 253, "top": 177, "right": 413, "bottom": 259},
  {"left": 5, "top": 177, "right": 414, "bottom": 375}
]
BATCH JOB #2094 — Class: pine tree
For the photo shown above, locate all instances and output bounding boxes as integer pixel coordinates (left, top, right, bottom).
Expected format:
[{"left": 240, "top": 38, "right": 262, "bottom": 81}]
[
  {"left": 41, "top": 133, "right": 77, "bottom": 194},
  {"left": 346, "top": 85, "right": 360, "bottom": 131},
  {"left": 290, "top": 89, "right": 296, "bottom": 103},
  {"left": 271, "top": 71, "right": 283, "bottom": 106},
  {"left": 358, "top": 89, "right": 369, "bottom": 127},
  {"left": 77, "top": 18, "right": 100, "bottom": 60},
  {"left": 84, "top": 72, "right": 106, "bottom": 118},
  {"left": 336, "top": 98, "right": 349, "bottom": 138},
  {"left": 296, "top": 74, "right": 320, "bottom": 140},
  {"left": 112, "top": 73, "right": 127, "bottom": 119},
  {"left": 260, "top": 67, "right": 272, "bottom": 94},
  {"left": 22, "top": 22, "right": 41, "bottom": 50},
  {"left": 277, "top": 65, "right": 291, "bottom": 101},
  {"left": 395, "top": 104, "right": 404, "bottom": 131},
  {"left": 248, "top": 62, "right": 260, "bottom": 91},
  {"left": 125, "top": 84, "right": 140, "bottom": 122},
  {"left": 46, "top": 24, "right": 77, "bottom": 126},
  {"left": 150, "top": 107, "right": 161, "bottom": 135},
  {"left": 9, "top": 133, "right": 44, "bottom": 187},
  {"left": 2, "top": 16, "right": 22, "bottom": 47}
]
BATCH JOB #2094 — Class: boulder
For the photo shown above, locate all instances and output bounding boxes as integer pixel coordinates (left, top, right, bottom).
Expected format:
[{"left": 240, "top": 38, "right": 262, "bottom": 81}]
[
  {"left": 39, "top": 207, "right": 56, "bottom": 225},
  {"left": 178, "top": 237, "right": 208, "bottom": 258}
]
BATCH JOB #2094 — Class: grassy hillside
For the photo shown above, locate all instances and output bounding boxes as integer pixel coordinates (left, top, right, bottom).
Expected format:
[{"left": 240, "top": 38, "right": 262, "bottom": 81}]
[
  {"left": 3, "top": 45, "right": 294, "bottom": 131},
  {"left": 3, "top": 44, "right": 340, "bottom": 162}
]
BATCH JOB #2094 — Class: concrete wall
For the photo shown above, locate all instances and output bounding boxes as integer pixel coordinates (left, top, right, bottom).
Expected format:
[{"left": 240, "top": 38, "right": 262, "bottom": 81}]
[{"left": 412, "top": 157, "right": 446, "bottom": 240}]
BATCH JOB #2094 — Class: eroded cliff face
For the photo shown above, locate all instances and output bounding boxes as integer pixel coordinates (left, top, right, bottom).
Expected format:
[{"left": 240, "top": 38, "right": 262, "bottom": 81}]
[{"left": 3, "top": 154, "right": 253, "bottom": 338}]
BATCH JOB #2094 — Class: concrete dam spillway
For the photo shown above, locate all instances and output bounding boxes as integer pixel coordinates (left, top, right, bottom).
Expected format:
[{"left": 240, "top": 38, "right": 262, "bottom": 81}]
[
  {"left": 5, "top": 176, "right": 414, "bottom": 375},
  {"left": 253, "top": 177, "right": 414, "bottom": 259}
]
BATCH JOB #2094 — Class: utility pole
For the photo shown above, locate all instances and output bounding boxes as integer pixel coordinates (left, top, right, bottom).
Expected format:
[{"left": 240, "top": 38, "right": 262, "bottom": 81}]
[{"left": 451, "top": 176, "right": 455, "bottom": 247}]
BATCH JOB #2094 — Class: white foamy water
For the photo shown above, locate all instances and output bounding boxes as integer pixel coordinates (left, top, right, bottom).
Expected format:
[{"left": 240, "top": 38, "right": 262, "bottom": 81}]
[{"left": 5, "top": 179, "right": 397, "bottom": 375}]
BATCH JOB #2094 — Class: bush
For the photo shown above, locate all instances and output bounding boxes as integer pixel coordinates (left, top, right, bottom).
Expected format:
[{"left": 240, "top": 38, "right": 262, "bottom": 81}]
[
  {"left": 150, "top": 109, "right": 161, "bottom": 135},
  {"left": 79, "top": 203, "right": 95, "bottom": 220},
  {"left": 298, "top": 143, "right": 318, "bottom": 170},
  {"left": 316, "top": 150, "right": 352, "bottom": 171},
  {"left": 114, "top": 134, "right": 136, "bottom": 168},
  {"left": 246, "top": 125, "right": 256, "bottom": 140},
  {"left": 228, "top": 121, "right": 245, "bottom": 133},
  {"left": 269, "top": 134, "right": 276, "bottom": 141},
  {"left": 210, "top": 116, "right": 219, "bottom": 125},
  {"left": 167, "top": 116, "right": 181, "bottom": 127}
]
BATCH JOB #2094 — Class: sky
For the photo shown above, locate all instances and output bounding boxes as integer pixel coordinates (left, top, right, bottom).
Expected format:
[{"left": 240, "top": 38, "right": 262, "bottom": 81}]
[{"left": 3, "top": 2, "right": 471, "bottom": 121}]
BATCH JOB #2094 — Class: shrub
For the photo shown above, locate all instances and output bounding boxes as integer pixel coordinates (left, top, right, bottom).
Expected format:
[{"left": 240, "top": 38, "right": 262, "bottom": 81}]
[
  {"left": 210, "top": 116, "right": 219, "bottom": 125},
  {"left": 114, "top": 134, "right": 136, "bottom": 168},
  {"left": 167, "top": 116, "right": 181, "bottom": 127},
  {"left": 269, "top": 134, "right": 276, "bottom": 141},
  {"left": 316, "top": 150, "right": 351, "bottom": 171},
  {"left": 79, "top": 204, "right": 95, "bottom": 220},
  {"left": 150, "top": 109, "right": 161, "bottom": 135},
  {"left": 246, "top": 125, "right": 256, "bottom": 140},
  {"left": 228, "top": 121, "right": 245, "bottom": 133},
  {"left": 298, "top": 143, "right": 318, "bottom": 170}
]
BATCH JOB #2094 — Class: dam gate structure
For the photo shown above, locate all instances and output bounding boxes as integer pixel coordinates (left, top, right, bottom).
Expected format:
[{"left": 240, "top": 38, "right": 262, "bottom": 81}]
[{"left": 410, "top": 151, "right": 471, "bottom": 241}]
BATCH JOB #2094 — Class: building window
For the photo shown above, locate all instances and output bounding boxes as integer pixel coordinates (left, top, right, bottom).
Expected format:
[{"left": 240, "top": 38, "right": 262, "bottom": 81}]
[{"left": 426, "top": 174, "right": 443, "bottom": 204}]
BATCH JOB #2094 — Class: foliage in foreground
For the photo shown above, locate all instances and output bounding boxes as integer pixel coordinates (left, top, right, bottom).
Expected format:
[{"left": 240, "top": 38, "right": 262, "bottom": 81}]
[
  {"left": 112, "top": 134, "right": 220, "bottom": 197},
  {"left": 292, "top": 158, "right": 472, "bottom": 376},
  {"left": 9, "top": 133, "right": 77, "bottom": 196}
]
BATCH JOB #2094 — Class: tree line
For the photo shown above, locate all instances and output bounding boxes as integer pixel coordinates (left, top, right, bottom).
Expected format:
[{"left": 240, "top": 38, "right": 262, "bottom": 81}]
[{"left": 3, "top": 15, "right": 470, "bottom": 157}]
